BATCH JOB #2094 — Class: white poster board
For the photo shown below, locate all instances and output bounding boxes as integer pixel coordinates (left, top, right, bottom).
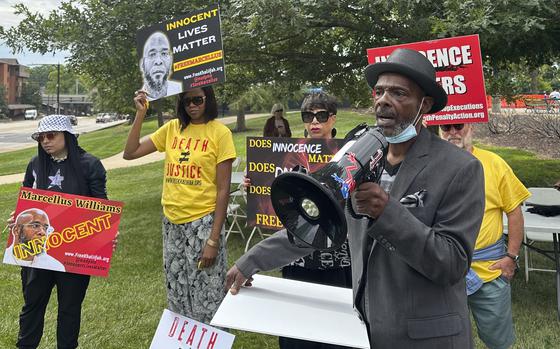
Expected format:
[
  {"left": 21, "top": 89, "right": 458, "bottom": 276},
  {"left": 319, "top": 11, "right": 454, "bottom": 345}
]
[
  {"left": 211, "top": 274, "right": 370, "bottom": 349},
  {"left": 150, "top": 309, "right": 235, "bottom": 349}
]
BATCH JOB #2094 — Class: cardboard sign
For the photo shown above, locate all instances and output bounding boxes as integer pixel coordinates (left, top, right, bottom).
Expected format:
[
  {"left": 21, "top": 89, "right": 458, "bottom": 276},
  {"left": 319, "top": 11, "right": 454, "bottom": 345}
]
[
  {"left": 246, "top": 137, "right": 343, "bottom": 230},
  {"left": 211, "top": 275, "right": 370, "bottom": 349},
  {"left": 3, "top": 188, "right": 123, "bottom": 277},
  {"left": 150, "top": 309, "right": 235, "bottom": 349},
  {"left": 367, "top": 34, "right": 488, "bottom": 125},
  {"left": 136, "top": 4, "right": 225, "bottom": 101}
]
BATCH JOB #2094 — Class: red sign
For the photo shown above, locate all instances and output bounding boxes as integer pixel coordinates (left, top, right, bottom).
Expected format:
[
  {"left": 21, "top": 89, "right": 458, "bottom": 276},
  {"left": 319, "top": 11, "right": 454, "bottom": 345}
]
[
  {"left": 366, "top": 34, "right": 488, "bottom": 125},
  {"left": 3, "top": 188, "right": 123, "bottom": 277}
]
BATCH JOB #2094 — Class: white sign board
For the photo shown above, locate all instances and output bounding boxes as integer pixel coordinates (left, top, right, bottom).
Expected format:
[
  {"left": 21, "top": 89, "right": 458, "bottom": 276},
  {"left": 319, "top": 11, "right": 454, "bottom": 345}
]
[
  {"left": 150, "top": 309, "right": 235, "bottom": 349},
  {"left": 211, "top": 274, "right": 370, "bottom": 349}
]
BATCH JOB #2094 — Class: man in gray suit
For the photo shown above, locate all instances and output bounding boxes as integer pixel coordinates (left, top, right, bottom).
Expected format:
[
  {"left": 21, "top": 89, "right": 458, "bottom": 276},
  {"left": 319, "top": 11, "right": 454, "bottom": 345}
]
[{"left": 226, "top": 48, "right": 485, "bottom": 348}]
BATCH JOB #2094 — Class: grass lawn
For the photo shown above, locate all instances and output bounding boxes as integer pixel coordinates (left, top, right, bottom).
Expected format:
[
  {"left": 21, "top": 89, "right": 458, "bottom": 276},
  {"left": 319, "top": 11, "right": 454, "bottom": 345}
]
[{"left": 0, "top": 110, "right": 559, "bottom": 348}]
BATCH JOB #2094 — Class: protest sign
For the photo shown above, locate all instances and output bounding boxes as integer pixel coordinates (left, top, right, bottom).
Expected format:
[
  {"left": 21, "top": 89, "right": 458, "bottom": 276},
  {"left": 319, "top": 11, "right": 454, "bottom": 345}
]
[
  {"left": 3, "top": 188, "right": 123, "bottom": 277},
  {"left": 246, "top": 136, "right": 343, "bottom": 230},
  {"left": 367, "top": 34, "right": 488, "bottom": 125},
  {"left": 151, "top": 309, "right": 235, "bottom": 349},
  {"left": 136, "top": 4, "right": 225, "bottom": 101}
]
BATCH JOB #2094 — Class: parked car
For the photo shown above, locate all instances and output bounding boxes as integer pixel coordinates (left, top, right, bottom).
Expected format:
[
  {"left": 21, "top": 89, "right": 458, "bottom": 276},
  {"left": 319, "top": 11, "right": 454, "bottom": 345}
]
[
  {"left": 67, "top": 114, "right": 78, "bottom": 125},
  {"left": 24, "top": 109, "right": 38, "bottom": 120},
  {"left": 96, "top": 112, "right": 117, "bottom": 123}
]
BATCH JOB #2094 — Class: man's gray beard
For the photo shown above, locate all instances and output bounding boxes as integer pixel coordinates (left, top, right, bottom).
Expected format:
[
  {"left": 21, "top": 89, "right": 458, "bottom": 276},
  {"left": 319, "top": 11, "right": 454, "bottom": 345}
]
[
  {"left": 382, "top": 122, "right": 410, "bottom": 137},
  {"left": 145, "top": 72, "right": 168, "bottom": 97}
]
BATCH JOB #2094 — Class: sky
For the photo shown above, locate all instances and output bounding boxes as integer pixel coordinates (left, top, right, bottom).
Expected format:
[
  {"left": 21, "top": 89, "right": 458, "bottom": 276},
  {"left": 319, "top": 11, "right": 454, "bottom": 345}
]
[{"left": 0, "top": 0, "right": 68, "bottom": 65}]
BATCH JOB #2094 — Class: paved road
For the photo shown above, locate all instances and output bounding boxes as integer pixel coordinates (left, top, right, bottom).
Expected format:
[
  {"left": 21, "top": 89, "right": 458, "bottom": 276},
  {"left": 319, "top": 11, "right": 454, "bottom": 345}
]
[{"left": 0, "top": 117, "right": 126, "bottom": 153}]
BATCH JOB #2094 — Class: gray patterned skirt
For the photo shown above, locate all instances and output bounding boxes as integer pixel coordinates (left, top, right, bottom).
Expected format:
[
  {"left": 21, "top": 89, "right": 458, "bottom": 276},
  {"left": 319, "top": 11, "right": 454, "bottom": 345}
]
[{"left": 162, "top": 213, "right": 227, "bottom": 324}]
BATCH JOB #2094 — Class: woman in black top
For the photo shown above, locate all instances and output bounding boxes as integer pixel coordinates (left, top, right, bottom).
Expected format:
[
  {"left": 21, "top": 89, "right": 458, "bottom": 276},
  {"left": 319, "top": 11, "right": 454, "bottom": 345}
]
[{"left": 17, "top": 114, "right": 107, "bottom": 349}]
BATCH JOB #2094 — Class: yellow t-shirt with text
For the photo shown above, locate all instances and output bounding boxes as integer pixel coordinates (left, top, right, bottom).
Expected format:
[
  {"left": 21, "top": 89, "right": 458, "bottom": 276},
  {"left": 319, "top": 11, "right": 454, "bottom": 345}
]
[
  {"left": 471, "top": 146, "right": 530, "bottom": 282},
  {"left": 150, "top": 119, "right": 236, "bottom": 224}
]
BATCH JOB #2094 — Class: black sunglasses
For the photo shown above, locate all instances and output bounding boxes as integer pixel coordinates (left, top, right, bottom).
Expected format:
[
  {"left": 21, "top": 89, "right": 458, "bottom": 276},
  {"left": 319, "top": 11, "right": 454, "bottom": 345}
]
[
  {"left": 183, "top": 96, "right": 206, "bottom": 106},
  {"left": 301, "top": 110, "right": 331, "bottom": 123},
  {"left": 36, "top": 132, "right": 57, "bottom": 143},
  {"left": 440, "top": 124, "right": 465, "bottom": 132}
]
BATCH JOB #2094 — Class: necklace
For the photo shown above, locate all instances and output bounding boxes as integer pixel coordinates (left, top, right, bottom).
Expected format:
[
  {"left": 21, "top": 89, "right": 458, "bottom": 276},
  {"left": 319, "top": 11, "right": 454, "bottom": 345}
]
[{"left": 51, "top": 153, "right": 68, "bottom": 163}]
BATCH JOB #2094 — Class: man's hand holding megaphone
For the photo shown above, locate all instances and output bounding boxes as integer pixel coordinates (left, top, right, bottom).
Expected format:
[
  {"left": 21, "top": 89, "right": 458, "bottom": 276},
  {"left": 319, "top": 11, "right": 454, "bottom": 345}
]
[{"left": 352, "top": 182, "right": 390, "bottom": 219}]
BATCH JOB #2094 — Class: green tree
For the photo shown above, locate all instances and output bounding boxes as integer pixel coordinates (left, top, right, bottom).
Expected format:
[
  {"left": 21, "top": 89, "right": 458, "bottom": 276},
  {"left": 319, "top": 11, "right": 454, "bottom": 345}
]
[
  {"left": 20, "top": 82, "right": 42, "bottom": 109},
  {"left": 431, "top": 0, "right": 560, "bottom": 105},
  {"left": 28, "top": 65, "right": 54, "bottom": 89},
  {"left": 0, "top": 1, "right": 440, "bottom": 119},
  {"left": 0, "top": 85, "right": 9, "bottom": 118},
  {"left": 0, "top": 0, "right": 211, "bottom": 114},
  {"left": 44, "top": 65, "right": 88, "bottom": 95},
  {"left": 3, "top": 0, "right": 559, "bottom": 120}
]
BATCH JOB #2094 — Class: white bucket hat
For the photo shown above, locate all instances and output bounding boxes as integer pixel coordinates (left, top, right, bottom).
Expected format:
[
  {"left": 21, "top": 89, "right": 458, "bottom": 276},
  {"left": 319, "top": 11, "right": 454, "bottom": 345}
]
[{"left": 31, "top": 115, "right": 77, "bottom": 141}]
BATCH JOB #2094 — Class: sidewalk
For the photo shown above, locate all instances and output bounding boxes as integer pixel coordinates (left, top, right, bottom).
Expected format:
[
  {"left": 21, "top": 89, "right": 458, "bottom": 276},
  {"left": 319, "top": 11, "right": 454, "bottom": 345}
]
[{"left": 0, "top": 113, "right": 267, "bottom": 185}]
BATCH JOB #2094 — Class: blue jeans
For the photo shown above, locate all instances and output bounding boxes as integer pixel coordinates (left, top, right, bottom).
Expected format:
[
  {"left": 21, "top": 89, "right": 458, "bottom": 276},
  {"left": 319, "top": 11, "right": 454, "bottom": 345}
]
[{"left": 468, "top": 276, "right": 515, "bottom": 349}]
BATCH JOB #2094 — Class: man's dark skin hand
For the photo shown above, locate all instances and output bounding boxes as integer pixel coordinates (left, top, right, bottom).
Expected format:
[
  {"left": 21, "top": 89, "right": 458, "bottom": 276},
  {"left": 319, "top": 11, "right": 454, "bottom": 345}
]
[{"left": 353, "top": 182, "right": 390, "bottom": 219}]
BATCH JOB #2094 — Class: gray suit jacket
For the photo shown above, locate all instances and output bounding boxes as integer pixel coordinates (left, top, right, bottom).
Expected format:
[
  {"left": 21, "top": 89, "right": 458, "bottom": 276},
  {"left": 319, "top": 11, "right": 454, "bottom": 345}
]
[{"left": 237, "top": 128, "right": 485, "bottom": 348}]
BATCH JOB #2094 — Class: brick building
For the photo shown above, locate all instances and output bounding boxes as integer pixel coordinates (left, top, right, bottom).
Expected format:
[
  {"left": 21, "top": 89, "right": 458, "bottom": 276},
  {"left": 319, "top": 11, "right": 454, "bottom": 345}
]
[{"left": 0, "top": 58, "right": 32, "bottom": 118}]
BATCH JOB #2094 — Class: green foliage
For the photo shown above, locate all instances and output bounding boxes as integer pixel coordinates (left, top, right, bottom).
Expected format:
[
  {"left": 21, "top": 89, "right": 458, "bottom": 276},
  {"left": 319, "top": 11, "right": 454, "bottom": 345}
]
[
  {"left": 20, "top": 82, "right": 42, "bottom": 109},
  {"left": 28, "top": 65, "right": 54, "bottom": 88},
  {"left": 45, "top": 65, "right": 88, "bottom": 95},
  {"left": 432, "top": 0, "right": 560, "bottom": 66},
  {"left": 431, "top": 0, "right": 560, "bottom": 98},
  {"left": 0, "top": 0, "right": 444, "bottom": 114},
  {"left": 483, "top": 60, "right": 560, "bottom": 100},
  {"left": 223, "top": 0, "right": 438, "bottom": 102},
  {"left": 0, "top": 1, "right": 210, "bottom": 114},
  {"left": 0, "top": 86, "right": 8, "bottom": 118}
]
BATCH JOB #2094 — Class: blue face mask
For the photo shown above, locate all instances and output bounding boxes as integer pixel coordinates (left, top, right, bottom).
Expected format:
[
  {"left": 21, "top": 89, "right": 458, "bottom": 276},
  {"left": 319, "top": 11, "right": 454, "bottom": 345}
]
[{"left": 385, "top": 97, "right": 425, "bottom": 144}]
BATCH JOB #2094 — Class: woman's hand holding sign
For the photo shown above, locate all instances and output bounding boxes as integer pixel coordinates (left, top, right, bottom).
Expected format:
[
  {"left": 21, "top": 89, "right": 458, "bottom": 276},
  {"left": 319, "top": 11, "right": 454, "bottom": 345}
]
[{"left": 133, "top": 90, "right": 149, "bottom": 116}]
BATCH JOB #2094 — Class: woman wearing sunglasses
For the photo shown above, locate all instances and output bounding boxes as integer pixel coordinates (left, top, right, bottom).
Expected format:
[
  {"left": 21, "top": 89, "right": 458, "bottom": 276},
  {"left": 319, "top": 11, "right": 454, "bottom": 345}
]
[
  {"left": 263, "top": 103, "right": 292, "bottom": 137},
  {"left": 14, "top": 114, "right": 107, "bottom": 349},
  {"left": 124, "top": 87, "right": 236, "bottom": 324},
  {"left": 238, "top": 92, "right": 351, "bottom": 349}
]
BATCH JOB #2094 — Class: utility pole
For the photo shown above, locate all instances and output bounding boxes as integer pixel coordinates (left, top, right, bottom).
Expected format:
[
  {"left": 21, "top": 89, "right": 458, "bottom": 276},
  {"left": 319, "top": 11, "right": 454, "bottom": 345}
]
[{"left": 57, "top": 63, "right": 60, "bottom": 114}]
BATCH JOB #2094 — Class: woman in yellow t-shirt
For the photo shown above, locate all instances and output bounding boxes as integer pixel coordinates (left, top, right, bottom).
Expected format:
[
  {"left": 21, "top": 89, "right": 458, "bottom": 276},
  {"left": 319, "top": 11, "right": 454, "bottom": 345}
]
[{"left": 124, "top": 86, "right": 236, "bottom": 323}]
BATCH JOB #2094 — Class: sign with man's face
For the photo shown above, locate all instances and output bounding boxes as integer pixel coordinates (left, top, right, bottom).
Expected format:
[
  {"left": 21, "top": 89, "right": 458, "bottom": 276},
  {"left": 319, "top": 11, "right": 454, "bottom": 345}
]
[
  {"left": 366, "top": 34, "right": 488, "bottom": 125},
  {"left": 136, "top": 4, "right": 226, "bottom": 101},
  {"left": 3, "top": 188, "right": 123, "bottom": 277}
]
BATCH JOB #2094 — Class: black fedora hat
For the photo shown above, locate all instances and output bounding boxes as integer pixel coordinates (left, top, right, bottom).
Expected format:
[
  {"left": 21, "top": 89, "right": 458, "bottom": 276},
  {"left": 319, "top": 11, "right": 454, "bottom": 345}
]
[{"left": 365, "top": 48, "right": 448, "bottom": 114}]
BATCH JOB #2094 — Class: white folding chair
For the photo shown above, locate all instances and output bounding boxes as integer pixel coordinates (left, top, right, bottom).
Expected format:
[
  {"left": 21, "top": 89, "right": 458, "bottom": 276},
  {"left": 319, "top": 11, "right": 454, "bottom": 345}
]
[
  {"left": 244, "top": 226, "right": 273, "bottom": 252},
  {"left": 522, "top": 187, "right": 560, "bottom": 282},
  {"left": 226, "top": 199, "right": 245, "bottom": 241},
  {"left": 225, "top": 160, "right": 247, "bottom": 241}
]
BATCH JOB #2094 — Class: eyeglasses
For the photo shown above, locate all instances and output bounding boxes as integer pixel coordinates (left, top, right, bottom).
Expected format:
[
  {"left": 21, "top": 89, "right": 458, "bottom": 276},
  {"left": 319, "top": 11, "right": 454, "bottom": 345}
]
[
  {"left": 301, "top": 110, "right": 331, "bottom": 123},
  {"left": 22, "top": 222, "right": 51, "bottom": 231},
  {"left": 275, "top": 109, "right": 283, "bottom": 113},
  {"left": 36, "top": 132, "right": 57, "bottom": 143},
  {"left": 183, "top": 96, "right": 206, "bottom": 106},
  {"left": 439, "top": 124, "right": 465, "bottom": 132}
]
